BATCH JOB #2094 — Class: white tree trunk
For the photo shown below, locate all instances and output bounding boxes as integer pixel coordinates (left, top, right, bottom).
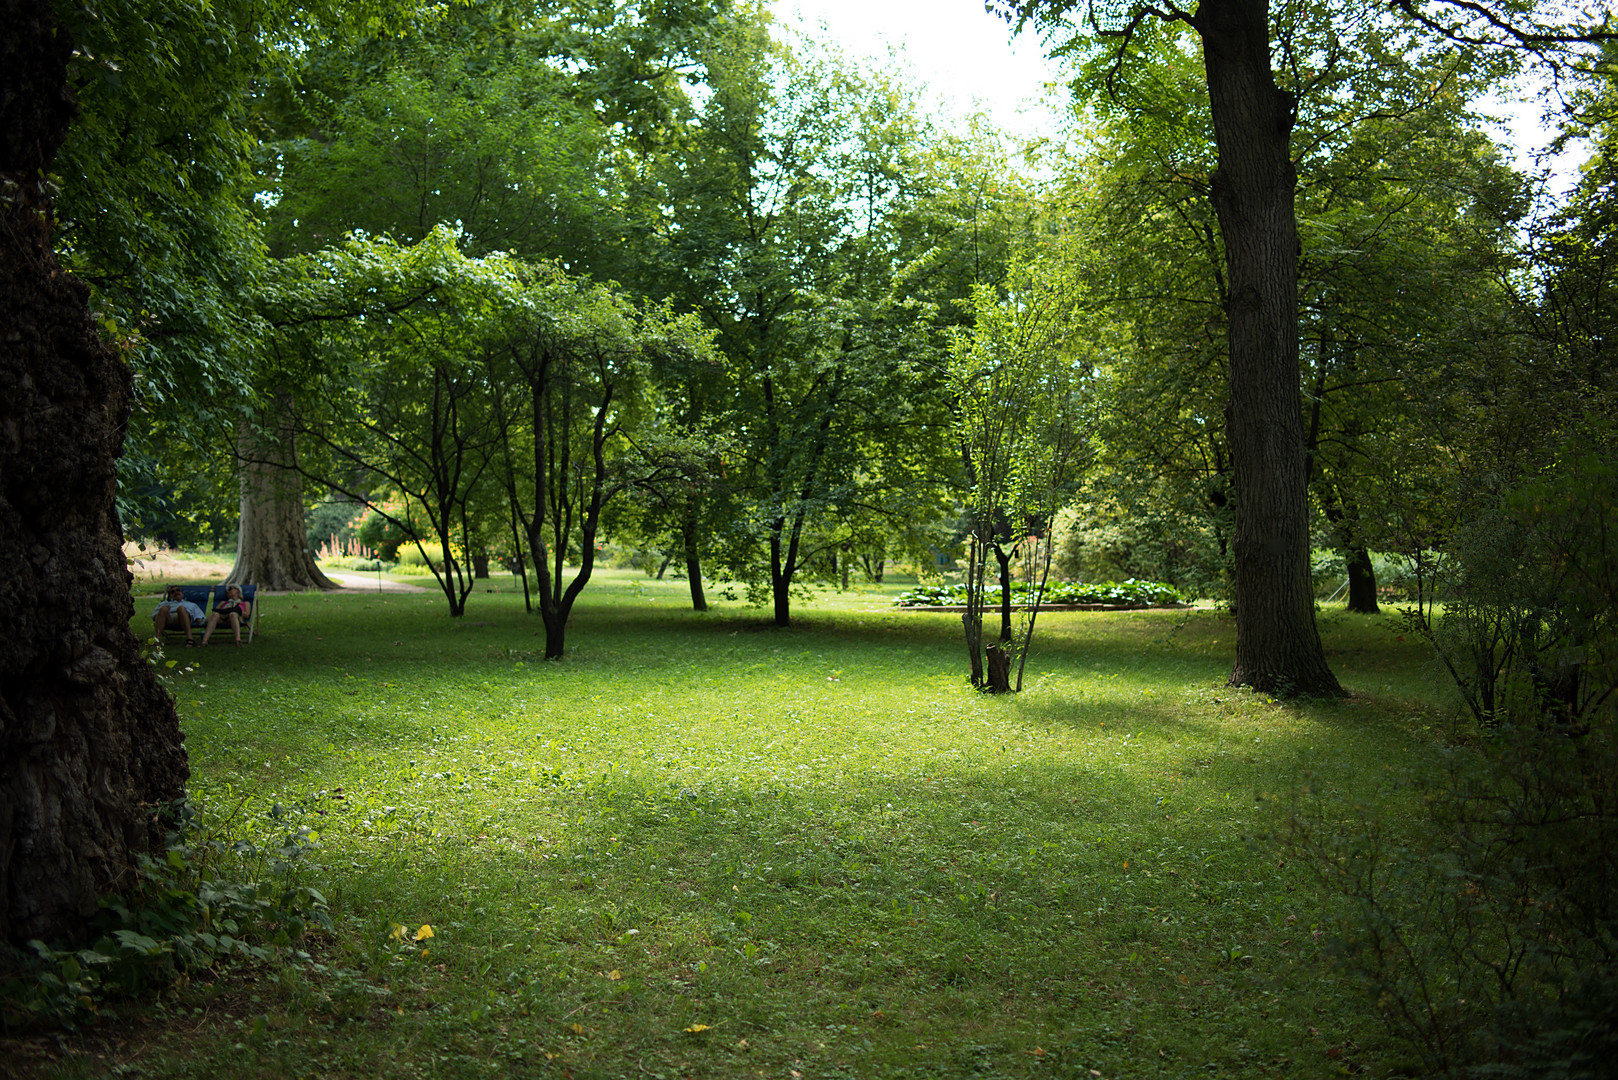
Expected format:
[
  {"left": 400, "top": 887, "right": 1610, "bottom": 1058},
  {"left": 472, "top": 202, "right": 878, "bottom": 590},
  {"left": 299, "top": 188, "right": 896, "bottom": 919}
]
[{"left": 227, "top": 396, "right": 337, "bottom": 591}]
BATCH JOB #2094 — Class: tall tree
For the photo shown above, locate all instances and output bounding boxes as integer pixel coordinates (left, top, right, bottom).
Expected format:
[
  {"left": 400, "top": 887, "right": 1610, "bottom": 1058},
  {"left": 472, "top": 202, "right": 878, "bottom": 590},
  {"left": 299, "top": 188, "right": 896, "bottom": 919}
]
[
  {"left": 0, "top": 0, "right": 188, "bottom": 945},
  {"left": 656, "top": 25, "right": 952, "bottom": 625},
  {"left": 998, "top": 0, "right": 1611, "bottom": 695}
]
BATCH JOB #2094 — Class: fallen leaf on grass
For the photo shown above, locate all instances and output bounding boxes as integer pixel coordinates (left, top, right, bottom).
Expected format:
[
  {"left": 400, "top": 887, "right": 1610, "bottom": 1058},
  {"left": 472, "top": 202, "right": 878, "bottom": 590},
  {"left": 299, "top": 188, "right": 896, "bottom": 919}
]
[{"left": 684, "top": 1024, "right": 710, "bottom": 1033}]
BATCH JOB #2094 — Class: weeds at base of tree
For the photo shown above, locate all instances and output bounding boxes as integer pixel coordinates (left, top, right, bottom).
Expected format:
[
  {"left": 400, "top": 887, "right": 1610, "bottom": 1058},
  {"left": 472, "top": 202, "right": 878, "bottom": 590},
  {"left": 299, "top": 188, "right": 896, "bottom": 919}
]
[{"left": 0, "top": 796, "right": 384, "bottom": 1032}]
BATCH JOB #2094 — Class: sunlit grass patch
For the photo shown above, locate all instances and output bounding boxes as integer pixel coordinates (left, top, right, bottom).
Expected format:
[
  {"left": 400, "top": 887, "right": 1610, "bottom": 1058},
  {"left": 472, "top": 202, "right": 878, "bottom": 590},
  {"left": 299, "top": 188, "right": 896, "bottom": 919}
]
[{"left": 69, "top": 576, "right": 1448, "bottom": 1079}]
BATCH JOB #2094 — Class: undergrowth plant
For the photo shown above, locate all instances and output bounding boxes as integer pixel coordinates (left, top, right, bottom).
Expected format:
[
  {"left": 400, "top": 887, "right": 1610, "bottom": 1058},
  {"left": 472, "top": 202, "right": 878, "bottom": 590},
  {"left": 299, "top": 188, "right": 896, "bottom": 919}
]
[
  {"left": 1290, "top": 449, "right": 1618, "bottom": 1078},
  {"left": 0, "top": 797, "right": 344, "bottom": 1029}
]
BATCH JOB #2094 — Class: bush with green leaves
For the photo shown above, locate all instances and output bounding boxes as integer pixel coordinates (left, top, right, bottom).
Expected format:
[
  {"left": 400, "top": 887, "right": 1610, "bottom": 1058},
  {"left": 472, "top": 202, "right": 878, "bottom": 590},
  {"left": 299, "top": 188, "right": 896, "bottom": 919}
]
[
  {"left": 894, "top": 577, "right": 1185, "bottom": 608},
  {"left": 0, "top": 798, "right": 342, "bottom": 1029},
  {"left": 1290, "top": 446, "right": 1618, "bottom": 1078}
]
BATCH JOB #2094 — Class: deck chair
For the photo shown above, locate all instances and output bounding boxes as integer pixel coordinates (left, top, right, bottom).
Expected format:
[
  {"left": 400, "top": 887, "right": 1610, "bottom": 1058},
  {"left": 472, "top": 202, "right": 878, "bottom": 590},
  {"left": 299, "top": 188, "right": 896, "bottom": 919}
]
[
  {"left": 158, "top": 585, "right": 214, "bottom": 644},
  {"left": 207, "top": 583, "right": 260, "bottom": 644}
]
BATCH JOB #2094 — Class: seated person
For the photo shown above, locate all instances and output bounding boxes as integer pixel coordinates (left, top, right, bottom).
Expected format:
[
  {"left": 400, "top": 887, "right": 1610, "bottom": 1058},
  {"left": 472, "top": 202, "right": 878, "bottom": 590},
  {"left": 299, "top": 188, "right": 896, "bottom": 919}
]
[
  {"left": 201, "top": 585, "right": 252, "bottom": 646},
  {"left": 152, "top": 585, "right": 204, "bottom": 645}
]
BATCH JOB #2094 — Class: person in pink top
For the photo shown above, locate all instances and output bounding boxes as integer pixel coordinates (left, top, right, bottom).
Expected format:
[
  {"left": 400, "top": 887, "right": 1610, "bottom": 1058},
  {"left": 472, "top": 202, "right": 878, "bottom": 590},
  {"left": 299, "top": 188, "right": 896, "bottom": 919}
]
[{"left": 201, "top": 585, "right": 252, "bottom": 646}]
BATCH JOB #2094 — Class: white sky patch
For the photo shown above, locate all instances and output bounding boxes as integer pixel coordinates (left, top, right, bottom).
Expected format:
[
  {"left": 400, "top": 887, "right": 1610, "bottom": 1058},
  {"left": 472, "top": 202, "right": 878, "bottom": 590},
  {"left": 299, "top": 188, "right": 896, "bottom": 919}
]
[{"left": 773, "top": 0, "right": 1069, "bottom": 140}]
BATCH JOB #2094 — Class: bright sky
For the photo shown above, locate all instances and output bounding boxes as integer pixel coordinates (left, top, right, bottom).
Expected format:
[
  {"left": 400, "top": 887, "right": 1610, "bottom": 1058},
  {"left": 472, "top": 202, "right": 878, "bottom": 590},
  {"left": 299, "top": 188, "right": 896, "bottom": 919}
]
[
  {"left": 771, "top": 1, "right": 1576, "bottom": 184},
  {"left": 772, "top": 0, "right": 1069, "bottom": 139}
]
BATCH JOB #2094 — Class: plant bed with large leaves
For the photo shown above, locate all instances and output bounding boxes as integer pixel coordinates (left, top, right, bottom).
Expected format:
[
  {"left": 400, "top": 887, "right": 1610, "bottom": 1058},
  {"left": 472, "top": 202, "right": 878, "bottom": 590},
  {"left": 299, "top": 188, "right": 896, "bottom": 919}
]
[{"left": 895, "top": 578, "right": 1188, "bottom": 609}]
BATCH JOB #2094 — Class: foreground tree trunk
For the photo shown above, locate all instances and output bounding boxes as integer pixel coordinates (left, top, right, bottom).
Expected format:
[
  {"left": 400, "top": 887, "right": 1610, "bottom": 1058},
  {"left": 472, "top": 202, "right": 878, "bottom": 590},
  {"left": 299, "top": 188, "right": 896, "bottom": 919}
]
[
  {"left": 0, "top": 0, "right": 189, "bottom": 945},
  {"left": 228, "top": 394, "right": 338, "bottom": 591},
  {"left": 1199, "top": 0, "right": 1343, "bottom": 696}
]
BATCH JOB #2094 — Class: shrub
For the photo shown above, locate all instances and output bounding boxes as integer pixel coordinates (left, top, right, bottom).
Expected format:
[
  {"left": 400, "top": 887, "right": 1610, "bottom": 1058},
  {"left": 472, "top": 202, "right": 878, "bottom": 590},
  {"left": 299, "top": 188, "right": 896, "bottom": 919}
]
[
  {"left": 0, "top": 798, "right": 344, "bottom": 1029},
  {"left": 894, "top": 578, "right": 1186, "bottom": 608},
  {"left": 1290, "top": 448, "right": 1618, "bottom": 1078}
]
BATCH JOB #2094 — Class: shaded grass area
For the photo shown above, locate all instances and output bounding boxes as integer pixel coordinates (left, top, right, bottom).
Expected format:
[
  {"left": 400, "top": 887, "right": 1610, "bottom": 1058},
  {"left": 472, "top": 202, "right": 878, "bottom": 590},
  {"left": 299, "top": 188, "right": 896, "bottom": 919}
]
[{"left": 28, "top": 572, "right": 1449, "bottom": 1078}]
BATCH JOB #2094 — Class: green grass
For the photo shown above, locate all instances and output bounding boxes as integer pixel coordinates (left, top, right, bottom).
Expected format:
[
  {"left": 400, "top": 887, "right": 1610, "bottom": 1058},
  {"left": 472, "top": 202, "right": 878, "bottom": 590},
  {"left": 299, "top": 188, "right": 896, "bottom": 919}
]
[{"left": 33, "top": 572, "right": 1452, "bottom": 1078}]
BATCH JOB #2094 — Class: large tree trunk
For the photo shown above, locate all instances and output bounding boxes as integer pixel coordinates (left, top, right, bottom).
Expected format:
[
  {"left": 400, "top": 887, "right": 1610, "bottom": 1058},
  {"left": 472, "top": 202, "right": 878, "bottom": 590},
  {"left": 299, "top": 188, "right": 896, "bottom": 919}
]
[
  {"left": 1198, "top": 0, "right": 1343, "bottom": 697},
  {"left": 0, "top": 0, "right": 189, "bottom": 946},
  {"left": 228, "top": 394, "right": 337, "bottom": 591}
]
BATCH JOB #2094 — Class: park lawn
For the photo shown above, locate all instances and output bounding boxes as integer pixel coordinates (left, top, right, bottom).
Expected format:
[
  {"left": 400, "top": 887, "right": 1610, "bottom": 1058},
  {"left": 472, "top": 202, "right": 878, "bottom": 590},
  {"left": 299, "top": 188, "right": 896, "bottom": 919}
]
[{"left": 35, "top": 572, "right": 1449, "bottom": 1078}]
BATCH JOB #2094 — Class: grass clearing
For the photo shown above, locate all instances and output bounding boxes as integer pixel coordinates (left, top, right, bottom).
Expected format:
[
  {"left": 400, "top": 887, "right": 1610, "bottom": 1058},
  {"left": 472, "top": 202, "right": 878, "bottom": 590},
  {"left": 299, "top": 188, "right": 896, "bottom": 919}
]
[{"left": 18, "top": 571, "right": 1451, "bottom": 1078}]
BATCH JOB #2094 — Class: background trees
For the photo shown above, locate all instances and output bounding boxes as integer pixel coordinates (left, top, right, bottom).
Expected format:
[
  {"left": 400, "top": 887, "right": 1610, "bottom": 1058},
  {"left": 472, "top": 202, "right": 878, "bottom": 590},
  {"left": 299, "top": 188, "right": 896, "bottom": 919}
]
[{"left": 649, "top": 28, "right": 957, "bottom": 625}]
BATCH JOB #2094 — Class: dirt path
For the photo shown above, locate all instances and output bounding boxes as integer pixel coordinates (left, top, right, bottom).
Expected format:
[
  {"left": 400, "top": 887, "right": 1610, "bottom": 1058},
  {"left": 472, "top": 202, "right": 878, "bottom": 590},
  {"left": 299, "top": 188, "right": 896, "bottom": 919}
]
[
  {"left": 321, "top": 572, "right": 428, "bottom": 594},
  {"left": 124, "top": 547, "right": 428, "bottom": 595}
]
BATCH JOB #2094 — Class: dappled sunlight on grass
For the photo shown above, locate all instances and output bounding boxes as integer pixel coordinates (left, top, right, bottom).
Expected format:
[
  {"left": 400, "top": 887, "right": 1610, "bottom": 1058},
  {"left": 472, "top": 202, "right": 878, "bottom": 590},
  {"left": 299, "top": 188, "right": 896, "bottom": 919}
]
[{"left": 108, "top": 580, "right": 1447, "bottom": 1078}]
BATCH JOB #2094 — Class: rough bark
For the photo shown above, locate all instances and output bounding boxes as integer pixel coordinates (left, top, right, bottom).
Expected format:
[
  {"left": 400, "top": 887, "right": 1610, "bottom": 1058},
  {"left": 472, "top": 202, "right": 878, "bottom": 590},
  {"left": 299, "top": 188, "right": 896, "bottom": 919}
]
[
  {"left": 228, "top": 395, "right": 337, "bottom": 591},
  {"left": 1198, "top": 0, "right": 1343, "bottom": 696},
  {"left": 0, "top": 0, "right": 189, "bottom": 946}
]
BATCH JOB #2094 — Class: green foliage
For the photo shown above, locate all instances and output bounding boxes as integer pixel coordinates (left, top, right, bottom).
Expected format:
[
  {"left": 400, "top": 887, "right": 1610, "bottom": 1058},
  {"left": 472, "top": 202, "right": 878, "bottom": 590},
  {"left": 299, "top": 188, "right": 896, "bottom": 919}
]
[
  {"left": 305, "top": 495, "right": 365, "bottom": 555},
  {"left": 895, "top": 578, "right": 1186, "bottom": 607},
  {"left": 1, "top": 799, "right": 339, "bottom": 1029},
  {"left": 1288, "top": 718, "right": 1618, "bottom": 1078},
  {"left": 1057, "top": 497, "right": 1230, "bottom": 600},
  {"left": 1290, "top": 435, "right": 1617, "bottom": 1076}
]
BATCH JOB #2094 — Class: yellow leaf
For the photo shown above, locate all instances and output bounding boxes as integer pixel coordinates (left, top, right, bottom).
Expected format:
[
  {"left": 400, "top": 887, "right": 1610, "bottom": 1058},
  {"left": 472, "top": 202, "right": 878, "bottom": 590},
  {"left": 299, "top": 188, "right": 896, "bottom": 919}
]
[
  {"left": 605, "top": 969, "right": 622, "bottom": 981},
  {"left": 390, "top": 923, "right": 406, "bottom": 942},
  {"left": 684, "top": 1023, "right": 711, "bottom": 1033},
  {"left": 571, "top": 1023, "right": 585, "bottom": 1035},
  {"left": 415, "top": 924, "right": 434, "bottom": 941}
]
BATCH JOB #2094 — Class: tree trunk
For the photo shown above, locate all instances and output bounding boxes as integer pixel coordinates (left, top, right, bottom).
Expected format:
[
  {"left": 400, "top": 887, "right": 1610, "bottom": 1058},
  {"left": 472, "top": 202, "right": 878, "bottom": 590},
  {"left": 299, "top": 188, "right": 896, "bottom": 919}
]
[
  {"left": 1344, "top": 547, "right": 1380, "bottom": 614},
  {"left": 986, "top": 644, "right": 1013, "bottom": 694},
  {"left": 472, "top": 553, "right": 490, "bottom": 579},
  {"left": 771, "top": 551, "right": 792, "bottom": 626},
  {"left": 229, "top": 396, "right": 337, "bottom": 591},
  {"left": 0, "top": 0, "right": 189, "bottom": 945},
  {"left": 682, "top": 520, "right": 707, "bottom": 612},
  {"left": 540, "top": 608, "right": 567, "bottom": 661},
  {"left": 994, "top": 542, "right": 1015, "bottom": 647},
  {"left": 1198, "top": 0, "right": 1342, "bottom": 697}
]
